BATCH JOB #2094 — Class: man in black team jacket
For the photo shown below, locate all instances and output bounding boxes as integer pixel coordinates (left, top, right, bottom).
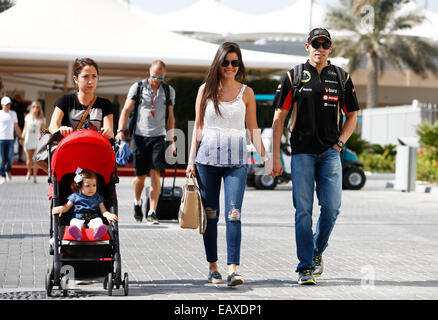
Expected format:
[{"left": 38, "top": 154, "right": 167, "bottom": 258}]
[{"left": 271, "top": 27, "right": 359, "bottom": 285}]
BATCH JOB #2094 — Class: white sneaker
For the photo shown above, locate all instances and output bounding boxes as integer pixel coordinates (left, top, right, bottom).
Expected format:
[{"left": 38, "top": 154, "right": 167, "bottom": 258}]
[
  {"left": 0, "top": 176, "right": 6, "bottom": 184},
  {"left": 5, "top": 172, "right": 11, "bottom": 182}
]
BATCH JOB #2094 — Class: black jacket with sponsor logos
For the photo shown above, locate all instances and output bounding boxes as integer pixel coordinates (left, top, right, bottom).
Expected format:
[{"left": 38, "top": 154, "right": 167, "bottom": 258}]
[{"left": 272, "top": 60, "right": 359, "bottom": 155}]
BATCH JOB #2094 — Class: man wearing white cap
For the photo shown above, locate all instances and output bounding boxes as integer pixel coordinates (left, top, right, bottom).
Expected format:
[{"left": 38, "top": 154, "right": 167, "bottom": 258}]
[{"left": 0, "top": 96, "right": 23, "bottom": 184}]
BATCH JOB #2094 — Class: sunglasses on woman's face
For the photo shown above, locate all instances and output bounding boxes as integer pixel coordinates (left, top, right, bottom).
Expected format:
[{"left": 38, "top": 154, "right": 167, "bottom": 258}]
[
  {"left": 221, "top": 59, "right": 240, "bottom": 67},
  {"left": 311, "top": 40, "right": 331, "bottom": 50},
  {"left": 151, "top": 75, "right": 164, "bottom": 80}
]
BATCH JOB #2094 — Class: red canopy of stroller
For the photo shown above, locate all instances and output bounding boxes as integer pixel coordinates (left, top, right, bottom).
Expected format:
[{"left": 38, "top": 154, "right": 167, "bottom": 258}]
[{"left": 51, "top": 130, "right": 115, "bottom": 184}]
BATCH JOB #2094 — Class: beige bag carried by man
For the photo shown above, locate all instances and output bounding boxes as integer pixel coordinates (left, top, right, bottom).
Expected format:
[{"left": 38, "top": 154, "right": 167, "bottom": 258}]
[{"left": 179, "top": 174, "right": 207, "bottom": 234}]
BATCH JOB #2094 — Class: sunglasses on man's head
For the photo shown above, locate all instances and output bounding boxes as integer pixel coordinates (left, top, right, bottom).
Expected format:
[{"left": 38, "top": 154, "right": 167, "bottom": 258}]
[
  {"left": 221, "top": 59, "right": 240, "bottom": 67},
  {"left": 311, "top": 40, "right": 331, "bottom": 50},
  {"left": 151, "top": 75, "right": 164, "bottom": 80}
]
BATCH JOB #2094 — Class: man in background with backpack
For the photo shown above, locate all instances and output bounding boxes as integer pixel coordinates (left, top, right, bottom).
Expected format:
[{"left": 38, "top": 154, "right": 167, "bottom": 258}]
[
  {"left": 270, "top": 28, "right": 359, "bottom": 285},
  {"left": 116, "top": 60, "right": 176, "bottom": 224}
]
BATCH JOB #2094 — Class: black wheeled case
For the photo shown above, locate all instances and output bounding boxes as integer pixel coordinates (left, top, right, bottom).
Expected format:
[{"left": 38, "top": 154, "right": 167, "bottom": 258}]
[{"left": 145, "top": 168, "right": 182, "bottom": 220}]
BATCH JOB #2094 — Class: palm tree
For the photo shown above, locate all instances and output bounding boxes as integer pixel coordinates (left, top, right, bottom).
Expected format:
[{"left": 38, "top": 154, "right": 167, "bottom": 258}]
[
  {"left": 325, "top": 0, "right": 438, "bottom": 109},
  {"left": 0, "top": 0, "right": 14, "bottom": 12}
]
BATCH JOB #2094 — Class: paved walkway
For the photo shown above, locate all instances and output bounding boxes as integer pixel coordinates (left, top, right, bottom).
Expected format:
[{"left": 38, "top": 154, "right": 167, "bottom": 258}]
[{"left": 0, "top": 174, "right": 437, "bottom": 300}]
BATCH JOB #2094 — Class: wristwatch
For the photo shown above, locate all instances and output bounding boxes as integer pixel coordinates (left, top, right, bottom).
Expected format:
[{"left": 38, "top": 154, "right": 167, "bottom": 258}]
[
  {"left": 336, "top": 140, "right": 345, "bottom": 149},
  {"left": 117, "top": 128, "right": 125, "bottom": 133},
  {"left": 261, "top": 154, "right": 270, "bottom": 162}
]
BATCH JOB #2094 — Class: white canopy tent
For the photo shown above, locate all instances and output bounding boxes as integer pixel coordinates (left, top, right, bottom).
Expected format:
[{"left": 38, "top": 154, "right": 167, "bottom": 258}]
[
  {"left": 0, "top": 0, "right": 314, "bottom": 97},
  {"left": 138, "top": 0, "right": 250, "bottom": 38},
  {"left": 0, "top": 0, "right": 307, "bottom": 69},
  {"left": 231, "top": 0, "right": 326, "bottom": 40}
]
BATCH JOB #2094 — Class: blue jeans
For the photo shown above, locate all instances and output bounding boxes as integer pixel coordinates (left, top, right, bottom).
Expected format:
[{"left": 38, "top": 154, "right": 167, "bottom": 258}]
[
  {"left": 0, "top": 139, "right": 14, "bottom": 177},
  {"left": 291, "top": 147, "right": 342, "bottom": 272},
  {"left": 195, "top": 163, "right": 247, "bottom": 265}
]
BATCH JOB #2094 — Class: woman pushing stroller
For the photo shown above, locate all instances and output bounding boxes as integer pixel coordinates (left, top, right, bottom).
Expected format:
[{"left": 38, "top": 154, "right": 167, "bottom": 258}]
[
  {"left": 48, "top": 57, "right": 114, "bottom": 139},
  {"left": 52, "top": 168, "right": 118, "bottom": 241}
]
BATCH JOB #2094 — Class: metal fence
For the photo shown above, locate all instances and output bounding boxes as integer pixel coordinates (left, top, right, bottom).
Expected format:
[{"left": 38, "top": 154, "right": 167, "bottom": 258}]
[{"left": 360, "top": 100, "right": 438, "bottom": 146}]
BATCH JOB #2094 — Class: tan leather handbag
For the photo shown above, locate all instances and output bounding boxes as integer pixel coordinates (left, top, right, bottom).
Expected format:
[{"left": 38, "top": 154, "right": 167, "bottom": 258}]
[{"left": 179, "top": 174, "right": 207, "bottom": 234}]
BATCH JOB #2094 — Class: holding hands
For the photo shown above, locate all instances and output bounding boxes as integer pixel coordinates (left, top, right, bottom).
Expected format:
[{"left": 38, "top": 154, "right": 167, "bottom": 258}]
[{"left": 270, "top": 157, "right": 283, "bottom": 177}]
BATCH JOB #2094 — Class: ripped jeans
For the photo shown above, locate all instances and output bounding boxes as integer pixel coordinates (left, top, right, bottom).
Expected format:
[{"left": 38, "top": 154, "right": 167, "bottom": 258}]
[{"left": 195, "top": 163, "right": 247, "bottom": 265}]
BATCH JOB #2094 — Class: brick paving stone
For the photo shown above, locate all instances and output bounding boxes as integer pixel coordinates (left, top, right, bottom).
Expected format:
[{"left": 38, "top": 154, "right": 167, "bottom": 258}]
[{"left": 0, "top": 175, "right": 437, "bottom": 300}]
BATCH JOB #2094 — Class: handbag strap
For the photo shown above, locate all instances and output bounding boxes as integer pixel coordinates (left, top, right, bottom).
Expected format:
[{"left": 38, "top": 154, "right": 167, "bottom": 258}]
[
  {"left": 75, "top": 95, "right": 97, "bottom": 130},
  {"left": 185, "top": 173, "right": 199, "bottom": 188}
]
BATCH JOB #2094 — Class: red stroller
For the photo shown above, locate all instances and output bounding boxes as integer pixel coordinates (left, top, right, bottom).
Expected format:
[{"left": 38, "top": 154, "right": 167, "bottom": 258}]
[{"left": 45, "top": 129, "right": 128, "bottom": 297}]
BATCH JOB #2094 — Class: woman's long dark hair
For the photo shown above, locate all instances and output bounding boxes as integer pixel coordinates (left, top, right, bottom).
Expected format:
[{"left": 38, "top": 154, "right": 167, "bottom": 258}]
[{"left": 199, "top": 42, "right": 246, "bottom": 126}]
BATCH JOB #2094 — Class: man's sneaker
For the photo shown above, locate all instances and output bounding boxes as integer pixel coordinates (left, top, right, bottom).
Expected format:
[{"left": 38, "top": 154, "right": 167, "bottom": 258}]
[
  {"left": 5, "top": 172, "right": 11, "bottom": 182},
  {"left": 208, "top": 271, "right": 223, "bottom": 284},
  {"left": 0, "top": 176, "right": 5, "bottom": 185},
  {"left": 133, "top": 204, "right": 143, "bottom": 222},
  {"left": 313, "top": 256, "right": 324, "bottom": 277},
  {"left": 147, "top": 212, "right": 160, "bottom": 225},
  {"left": 298, "top": 267, "right": 316, "bottom": 285},
  {"left": 227, "top": 272, "right": 244, "bottom": 287}
]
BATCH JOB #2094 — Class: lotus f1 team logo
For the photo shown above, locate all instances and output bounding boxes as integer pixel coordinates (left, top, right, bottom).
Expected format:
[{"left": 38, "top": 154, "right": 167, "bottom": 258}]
[{"left": 301, "top": 70, "right": 311, "bottom": 83}]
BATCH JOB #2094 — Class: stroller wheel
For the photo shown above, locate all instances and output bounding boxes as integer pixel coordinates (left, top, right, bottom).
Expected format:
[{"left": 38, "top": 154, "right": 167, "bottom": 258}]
[
  {"left": 45, "top": 268, "right": 53, "bottom": 297},
  {"left": 123, "top": 273, "right": 129, "bottom": 296},
  {"left": 107, "top": 273, "right": 113, "bottom": 296}
]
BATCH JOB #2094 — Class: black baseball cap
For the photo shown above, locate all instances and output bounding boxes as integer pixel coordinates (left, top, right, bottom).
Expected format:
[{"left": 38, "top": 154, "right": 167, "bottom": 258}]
[{"left": 307, "top": 27, "right": 331, "bottom": 43}]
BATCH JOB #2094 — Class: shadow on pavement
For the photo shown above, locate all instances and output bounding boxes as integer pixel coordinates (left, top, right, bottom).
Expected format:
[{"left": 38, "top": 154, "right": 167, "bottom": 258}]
[
  {"left": 317, "top": 278, "right": 438, "bottom": 288},
  {"left": 121, "top": 278, "right": 299, "bottom": 296},
  {"left": 0, "top": 233, "right": 47, "bottom": 239}
]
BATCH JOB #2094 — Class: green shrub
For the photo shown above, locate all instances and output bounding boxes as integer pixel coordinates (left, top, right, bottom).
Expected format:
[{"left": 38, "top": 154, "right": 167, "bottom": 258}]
[
  {"left": 358, "top": 152, "right": 396, "bottom": 173},
  {"left": 367, "top": 143, "right": 397, "bottom": 157},
  {"left": 356, "top": 141, "right": 396, "bottom": 173},
  {"left": 416, "top": 121, "right": 438, "bottom": 183},
  {"left": 417, "top": 121, "right": 438, "bottom": 149},
  {"left": 417, "top": 146, "right": 438, "bottom": 183},
  {"left": 345, "top": 132, "right": 369, "bottom": 155}
]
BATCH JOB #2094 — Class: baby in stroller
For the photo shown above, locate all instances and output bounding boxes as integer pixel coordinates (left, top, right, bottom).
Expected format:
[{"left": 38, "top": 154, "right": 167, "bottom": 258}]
[
  {"left": 46, "top": 129, "right": 128, "bottom": 296},
  {"left": 52, "top": 167, "right": 118, "bottom": 241}
]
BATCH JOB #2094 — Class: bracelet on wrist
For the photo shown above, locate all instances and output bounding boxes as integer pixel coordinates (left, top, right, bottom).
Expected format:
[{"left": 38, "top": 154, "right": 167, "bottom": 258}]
[{"left": 188, "top": 161, "right": 195, "bottom": 165}]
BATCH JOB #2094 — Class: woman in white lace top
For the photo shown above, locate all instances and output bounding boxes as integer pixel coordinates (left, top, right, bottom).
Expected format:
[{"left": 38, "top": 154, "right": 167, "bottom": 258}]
[{"left": 186, "top": 42, "right": 269, "bottom": 287}]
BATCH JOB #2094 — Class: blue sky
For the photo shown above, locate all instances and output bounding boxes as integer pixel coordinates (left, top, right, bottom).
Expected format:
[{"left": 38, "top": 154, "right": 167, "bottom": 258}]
[{"left": 131, "top": 0, "right": 438, "bottom": 14}]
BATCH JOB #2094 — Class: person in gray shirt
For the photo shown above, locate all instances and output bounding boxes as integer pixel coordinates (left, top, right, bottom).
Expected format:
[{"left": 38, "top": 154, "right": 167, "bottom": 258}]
[{"left": 116, "top": 60, "right": 176, "bottom": 224}]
